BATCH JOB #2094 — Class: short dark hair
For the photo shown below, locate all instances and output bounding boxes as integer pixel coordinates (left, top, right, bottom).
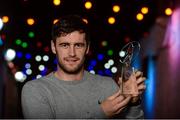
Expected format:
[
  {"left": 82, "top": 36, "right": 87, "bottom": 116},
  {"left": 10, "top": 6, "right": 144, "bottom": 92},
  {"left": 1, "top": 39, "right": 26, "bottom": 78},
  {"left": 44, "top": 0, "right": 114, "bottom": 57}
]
[{"left": 52, "top": 15, "right": 90, "bottom": 45}]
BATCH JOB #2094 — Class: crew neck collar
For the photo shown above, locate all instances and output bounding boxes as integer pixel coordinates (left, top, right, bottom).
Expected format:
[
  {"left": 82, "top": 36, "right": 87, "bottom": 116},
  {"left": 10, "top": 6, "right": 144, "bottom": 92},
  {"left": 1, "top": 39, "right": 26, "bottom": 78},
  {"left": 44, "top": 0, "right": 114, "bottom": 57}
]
[{"left": 50, "top": 71, "right": 89, "bottom": 85}]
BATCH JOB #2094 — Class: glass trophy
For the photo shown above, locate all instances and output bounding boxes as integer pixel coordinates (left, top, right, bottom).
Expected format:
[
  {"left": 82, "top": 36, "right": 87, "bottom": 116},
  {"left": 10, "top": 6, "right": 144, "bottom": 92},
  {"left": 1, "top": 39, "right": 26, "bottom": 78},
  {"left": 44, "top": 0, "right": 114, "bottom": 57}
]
[{"left": 119, "top": 41, "right": 140, "bottom": 96}]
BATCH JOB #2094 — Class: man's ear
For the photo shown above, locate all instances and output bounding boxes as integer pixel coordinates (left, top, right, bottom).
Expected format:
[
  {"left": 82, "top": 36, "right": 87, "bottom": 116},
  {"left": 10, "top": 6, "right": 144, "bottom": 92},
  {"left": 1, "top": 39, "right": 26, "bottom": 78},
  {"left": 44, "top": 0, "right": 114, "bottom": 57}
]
[
  {"left": 86, "top": 43, "right": 90, "bottom": 55},
  {"left": 51, "top": 40, "right": 56, "bottom": 54}
]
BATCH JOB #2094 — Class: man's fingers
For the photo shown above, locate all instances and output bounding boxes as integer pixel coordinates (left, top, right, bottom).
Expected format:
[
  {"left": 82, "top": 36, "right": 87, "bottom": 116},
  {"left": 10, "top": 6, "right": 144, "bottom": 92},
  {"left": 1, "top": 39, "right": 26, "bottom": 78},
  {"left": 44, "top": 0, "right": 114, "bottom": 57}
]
[
  {"left": 138, "top": 84, "right": 146, "bottom": 91},
  {"left": 113, "top": 95, "right": 125, "bottom": 104},
  {"left": 108, "top": 90, "right": 121, "bottom": 100},
  {"left": 114, "top": 96, "right": 131, "bottom": 111},
  {"left": 135, "top": 71, "right": 143, "bottom": 78},
  {"left": 136, "top": 77, "right": 146, "bottom": 84},
  {"left": 114, "top": 106, "right": 126, "bottom": 115}
]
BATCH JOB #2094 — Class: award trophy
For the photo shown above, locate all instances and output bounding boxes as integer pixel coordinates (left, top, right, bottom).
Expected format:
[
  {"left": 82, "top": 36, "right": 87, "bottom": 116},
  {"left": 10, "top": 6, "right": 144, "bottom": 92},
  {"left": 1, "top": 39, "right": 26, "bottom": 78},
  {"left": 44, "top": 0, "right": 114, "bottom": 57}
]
[{"left": 119, "top": 41, "right": 140, "bottom": 96}]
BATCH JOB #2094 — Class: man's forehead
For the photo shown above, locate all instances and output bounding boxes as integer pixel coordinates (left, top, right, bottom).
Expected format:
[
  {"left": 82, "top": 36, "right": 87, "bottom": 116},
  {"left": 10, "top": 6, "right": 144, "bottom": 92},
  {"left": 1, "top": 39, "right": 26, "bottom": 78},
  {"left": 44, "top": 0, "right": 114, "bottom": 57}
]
[{"left": 56, "top": 37, "right": 86, "bottom": 44}]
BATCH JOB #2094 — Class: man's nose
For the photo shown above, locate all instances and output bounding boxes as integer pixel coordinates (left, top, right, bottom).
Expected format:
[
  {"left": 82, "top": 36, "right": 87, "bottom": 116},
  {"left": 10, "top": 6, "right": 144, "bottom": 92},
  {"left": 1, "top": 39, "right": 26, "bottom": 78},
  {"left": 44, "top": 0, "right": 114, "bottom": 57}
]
[{"left": 69, "top": 46, "right": 76, "bottom": 57}]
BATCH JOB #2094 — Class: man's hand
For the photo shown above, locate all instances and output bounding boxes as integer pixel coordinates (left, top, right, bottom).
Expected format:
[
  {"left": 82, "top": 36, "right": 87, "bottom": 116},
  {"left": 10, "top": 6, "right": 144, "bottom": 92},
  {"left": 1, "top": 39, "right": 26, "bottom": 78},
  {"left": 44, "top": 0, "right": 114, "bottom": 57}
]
[
  {"left": 100, "top": 90, "right": 131, "bottom": 118},
  {"left": 135, "top": 71, "right": 146, "bottom": 95},
  {"left": 118, "top": 70, "right": 146, "bottom": 103},
  {"left": 131, "top": 70, "right": 146, "bottom": 103}
]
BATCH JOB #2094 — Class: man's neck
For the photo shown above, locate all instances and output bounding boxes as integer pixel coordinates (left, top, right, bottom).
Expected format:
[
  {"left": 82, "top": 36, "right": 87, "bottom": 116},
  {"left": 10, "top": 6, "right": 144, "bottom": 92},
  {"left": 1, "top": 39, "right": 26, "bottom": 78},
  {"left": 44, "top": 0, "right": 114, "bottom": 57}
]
[{"left": 55, "top": 69, "right": 84, "bottom": 81}]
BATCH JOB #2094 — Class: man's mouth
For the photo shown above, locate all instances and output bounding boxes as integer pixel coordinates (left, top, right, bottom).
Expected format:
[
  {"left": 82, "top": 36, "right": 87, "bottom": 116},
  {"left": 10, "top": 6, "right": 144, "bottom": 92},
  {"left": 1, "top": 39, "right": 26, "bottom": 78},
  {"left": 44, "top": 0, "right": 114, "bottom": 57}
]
[{"left": 64, "top": 58, "right": 79, "bottom": 63}]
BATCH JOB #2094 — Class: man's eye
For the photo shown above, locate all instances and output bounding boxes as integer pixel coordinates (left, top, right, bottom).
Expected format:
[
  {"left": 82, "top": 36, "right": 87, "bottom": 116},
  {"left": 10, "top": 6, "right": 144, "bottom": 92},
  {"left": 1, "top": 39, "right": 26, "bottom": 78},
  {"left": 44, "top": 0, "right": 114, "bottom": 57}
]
[
  {"left": 75, "top": 44, "right": 85, "bottom": 48},
  {"left": 60, "top": 44, "right": 69, "bottom": 48}
]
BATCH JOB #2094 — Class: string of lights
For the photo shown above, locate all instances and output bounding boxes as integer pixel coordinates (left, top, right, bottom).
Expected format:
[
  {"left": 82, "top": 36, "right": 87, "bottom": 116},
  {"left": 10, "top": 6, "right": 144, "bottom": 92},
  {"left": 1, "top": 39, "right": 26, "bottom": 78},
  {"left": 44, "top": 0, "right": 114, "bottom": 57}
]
[{"left": 0, "top": 0, "right": 173, "bottom": 83}]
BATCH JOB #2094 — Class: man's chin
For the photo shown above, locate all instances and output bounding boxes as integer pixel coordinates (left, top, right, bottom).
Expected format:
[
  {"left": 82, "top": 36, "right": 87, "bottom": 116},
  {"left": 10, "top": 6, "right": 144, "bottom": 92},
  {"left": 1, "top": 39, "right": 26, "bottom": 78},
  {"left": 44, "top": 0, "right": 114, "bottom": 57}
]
[{"left": 58, "top": 61, "right": 84, "bottom": 74}]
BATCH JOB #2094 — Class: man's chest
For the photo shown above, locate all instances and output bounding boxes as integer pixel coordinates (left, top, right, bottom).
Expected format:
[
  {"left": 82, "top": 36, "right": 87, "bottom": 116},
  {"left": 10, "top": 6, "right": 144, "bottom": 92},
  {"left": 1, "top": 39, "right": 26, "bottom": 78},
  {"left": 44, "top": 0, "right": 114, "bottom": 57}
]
[{"left": 51, "top": 86, "right": 104, "bottom": 118}]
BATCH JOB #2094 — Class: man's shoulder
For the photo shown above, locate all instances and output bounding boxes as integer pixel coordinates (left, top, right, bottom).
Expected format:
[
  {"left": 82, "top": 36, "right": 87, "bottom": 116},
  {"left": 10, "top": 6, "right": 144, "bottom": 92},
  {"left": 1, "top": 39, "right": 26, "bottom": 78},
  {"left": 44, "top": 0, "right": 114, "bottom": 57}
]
[{"left": 23, "top": 72, "right": 53, "bottom": 88}]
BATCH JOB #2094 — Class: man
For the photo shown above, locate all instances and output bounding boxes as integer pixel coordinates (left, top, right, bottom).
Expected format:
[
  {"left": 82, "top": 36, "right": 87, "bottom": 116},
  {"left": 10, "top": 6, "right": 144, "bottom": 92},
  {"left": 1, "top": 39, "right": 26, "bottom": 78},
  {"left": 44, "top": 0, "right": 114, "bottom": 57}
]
[{"left": 21, "top": 15, "right": 146, "bottom": 119}]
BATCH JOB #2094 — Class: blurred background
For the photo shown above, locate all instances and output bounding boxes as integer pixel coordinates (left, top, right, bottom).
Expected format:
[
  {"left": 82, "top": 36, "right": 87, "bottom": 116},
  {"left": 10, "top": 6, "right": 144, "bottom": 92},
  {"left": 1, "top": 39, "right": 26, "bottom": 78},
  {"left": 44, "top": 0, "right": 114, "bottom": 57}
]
[{"left": 0, "top": 0, "right": 180, "bottom": 118}]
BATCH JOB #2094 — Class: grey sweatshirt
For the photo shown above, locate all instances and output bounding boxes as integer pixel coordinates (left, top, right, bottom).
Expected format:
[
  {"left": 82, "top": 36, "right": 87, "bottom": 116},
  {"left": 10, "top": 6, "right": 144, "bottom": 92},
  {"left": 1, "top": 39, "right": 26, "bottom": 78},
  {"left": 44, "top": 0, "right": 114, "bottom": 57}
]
[{"left": 21, "top": 71, "right": 143, "bottom": 119}]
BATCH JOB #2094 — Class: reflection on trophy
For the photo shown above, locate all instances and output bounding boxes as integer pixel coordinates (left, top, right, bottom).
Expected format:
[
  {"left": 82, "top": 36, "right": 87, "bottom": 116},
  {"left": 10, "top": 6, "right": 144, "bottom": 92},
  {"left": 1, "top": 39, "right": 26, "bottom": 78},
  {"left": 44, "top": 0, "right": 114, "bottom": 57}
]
[{"left": 119, "top": 41, "right": 140, "bottom": 96}]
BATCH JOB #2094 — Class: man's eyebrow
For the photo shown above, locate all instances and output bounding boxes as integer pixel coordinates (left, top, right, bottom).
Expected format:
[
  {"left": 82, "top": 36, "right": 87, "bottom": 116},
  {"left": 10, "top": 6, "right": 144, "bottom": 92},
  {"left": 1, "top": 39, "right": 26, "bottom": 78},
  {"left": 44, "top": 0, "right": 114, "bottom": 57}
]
[
  {"left": 58, "top": 42, "right": 69, "bottom": 45},
  {"left": 75, "top": 42, "right": 85, "bottom": 44}
]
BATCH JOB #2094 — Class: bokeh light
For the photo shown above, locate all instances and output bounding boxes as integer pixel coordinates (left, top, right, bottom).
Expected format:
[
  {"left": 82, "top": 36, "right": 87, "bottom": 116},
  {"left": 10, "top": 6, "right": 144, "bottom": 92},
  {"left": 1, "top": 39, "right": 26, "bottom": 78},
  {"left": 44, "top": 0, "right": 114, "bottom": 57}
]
[
  {"left": 21, "top": 42, "right": 28, "bottom": 48},
  {"left": 14, "top": 71, "right": 26, "bottom": 82},
  {"left": 113, "top": 5, "right": 120, "bottom": 13},
  {"left": 2, "top": 16, "right": 9, "bottom": 23},
  {"left": 136, "top": 13, "right": 144, "bottom": 21},
  {"left": 15, "top": 39, "right": 22, "bottom": 45},
  {"left": 39, "top": 65, "right": 45, "bottom": 71},
  {"left": 25, "top": 63, "right": 31, "bottom": 69},
  {"left": 27, "top": 18, "right": 35, "bottom": 25},
  {"left": 107, "top": 49, "right": 113, "bottom": 56},
  {"left": 111, "top": 66, "right": 117, "bottom": 73},
  {"left": 108, "top": 17, "right": 116, "bottom": 24},
  {"left": 108, "top": 59, "right": 114, "bottom": 66},
  {"left": 0, "top": 37, "right": 3, "bottom": 46},
  {"left": 5, "top": 49, "right": 16, "bottom": 61},
  {"left": 82, "top": 18, "right": 88, "bottom": 24},
  {"left": 26, "top": 69, "right": 32, "bottom": 75},
  {"left": 53, "top": 19, "right": 59, "bottom": 24},
  {"left": 53, "top": 0, "right": 61, "bottom": 6},
  {"left": 43, "top": 55, "right": 49, "bottom": 62},
  {"left": 141, "top": 7, "right": 149, "bottom": 14},
  {"left": 0, "top": 18, "right": 3, "bottom": 30},
  {"left": 165, "top": 8, "right": 173, "bottom": 16},
  {"left": 84, "top": 1, "right": 92, "bottom": 10},
  {"left": 104, "top": 63, "right": 110, "bottom": 69},
  {"left": 119, "top": 50, "right": 125, "bottom": 57},
  {"left": 35, "top": 55, "right": 42, "bottom": 62},
  {"left": 97, "top": 54, "right": 104, "bottom": 61},
  {"left": 101, "top": 41, "right": 108, "bottom": 47},
  {"left": 28, "top": 31, "right": 35, "bottom": 38}
]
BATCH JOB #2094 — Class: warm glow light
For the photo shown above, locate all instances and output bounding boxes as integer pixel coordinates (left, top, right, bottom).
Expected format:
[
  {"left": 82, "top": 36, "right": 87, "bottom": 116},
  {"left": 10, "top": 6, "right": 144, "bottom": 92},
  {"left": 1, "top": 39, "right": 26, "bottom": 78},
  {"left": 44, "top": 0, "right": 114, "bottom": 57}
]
[
  {"left": 108, "top": 17, "right": 115, "bottom": 24},
  {"left": 165, "top": 8, "right": 173, "bottom": 16},
  {"left": 113, "top": 5, "right": 120, "bottom": 13},
  {"left": 53, "top": 19, "right": 59, "bottom": 24},
  {"left": 53, "top": 0, "right": 61, "bottom": 6},
  {"left": 2, "top": 16, "right": 9, "bottom": 23},
  {"left": 85, "top": 1, "right": 92, "bottom": 9},
  {"left": 136, "top": 13, "right": 144, "bottom": 21},
  {"left": 141, "top": 7, "right": 148, "bottom": 14},
  {"left": 27, "top": 18, "right": 35, "bottom": 25},
  {"left": 101, "top": 41, "right": 108, "bottom": 47},
  {"left": 82, "top": 18, "right": 88, "bottom": 24}
]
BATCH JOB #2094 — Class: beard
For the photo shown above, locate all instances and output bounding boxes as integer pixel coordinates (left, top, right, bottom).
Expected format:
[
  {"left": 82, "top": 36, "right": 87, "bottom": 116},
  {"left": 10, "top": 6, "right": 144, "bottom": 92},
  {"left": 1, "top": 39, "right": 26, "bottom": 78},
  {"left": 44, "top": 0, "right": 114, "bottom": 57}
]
[{"left": 57, "top": 56, "right": 85, "bottom": 74}]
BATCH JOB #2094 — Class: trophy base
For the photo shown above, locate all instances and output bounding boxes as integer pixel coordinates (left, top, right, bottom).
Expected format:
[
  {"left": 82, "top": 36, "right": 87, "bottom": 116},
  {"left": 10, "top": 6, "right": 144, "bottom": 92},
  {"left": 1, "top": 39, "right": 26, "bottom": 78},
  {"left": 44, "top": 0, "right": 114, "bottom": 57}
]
[{"left": 120, "top": 73, "right": 139, "bottom": 97}]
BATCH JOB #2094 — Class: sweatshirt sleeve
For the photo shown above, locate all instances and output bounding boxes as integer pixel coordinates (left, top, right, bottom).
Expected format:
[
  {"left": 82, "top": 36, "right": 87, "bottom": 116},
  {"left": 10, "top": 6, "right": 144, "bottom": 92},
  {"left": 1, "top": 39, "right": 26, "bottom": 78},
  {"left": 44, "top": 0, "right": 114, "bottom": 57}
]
[
  {"left": 123, "top": 105, "right": 144, "bottom": 119},
  {"left": 21, "top": 81, "right": 54, "bottom": 119}
]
